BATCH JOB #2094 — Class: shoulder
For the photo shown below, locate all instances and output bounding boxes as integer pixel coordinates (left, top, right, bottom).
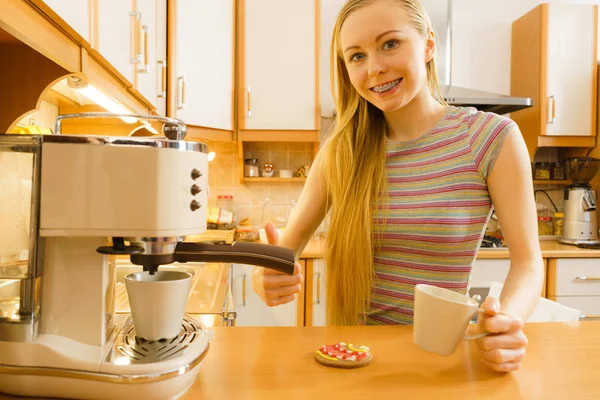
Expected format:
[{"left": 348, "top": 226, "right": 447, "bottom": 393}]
[{"left": 449, "top": 106, "right": 517, "bottom": 137}]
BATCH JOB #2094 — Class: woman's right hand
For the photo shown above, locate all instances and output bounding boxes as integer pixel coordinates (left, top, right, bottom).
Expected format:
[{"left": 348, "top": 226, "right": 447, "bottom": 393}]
[{"left": 251, "top": 223, "right": 303, "bottom": 306}]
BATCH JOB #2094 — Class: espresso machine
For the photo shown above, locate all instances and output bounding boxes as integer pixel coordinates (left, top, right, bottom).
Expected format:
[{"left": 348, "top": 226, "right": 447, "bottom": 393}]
[
  {"left": 0, "top": 113, "right": 295, "bottom": 399},
  {"left": 559, "top": 157, "right": 600, "bottom": 246}
]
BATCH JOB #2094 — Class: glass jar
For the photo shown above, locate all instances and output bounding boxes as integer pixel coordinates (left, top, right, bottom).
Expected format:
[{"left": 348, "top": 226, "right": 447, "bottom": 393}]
[
  {"left": 244, "top": 158, "right": 259, "bottom": 177},
  {"left": 534, "top": 162, "right": 550, "bottom": 180},
  {"left": 551, "top": 162, "right": 565, "bottom": 180},
  {"left": 553, "top": 212, "right": 564, "bottom": 236},
  {"left": 537, "top": 216, "right": 553, "bottom": 236}
]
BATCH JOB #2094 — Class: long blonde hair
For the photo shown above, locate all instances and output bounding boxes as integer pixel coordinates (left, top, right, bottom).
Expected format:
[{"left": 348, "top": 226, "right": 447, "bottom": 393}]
[{"left": 322, "top": 0, "right": 446, "bottom": 326}]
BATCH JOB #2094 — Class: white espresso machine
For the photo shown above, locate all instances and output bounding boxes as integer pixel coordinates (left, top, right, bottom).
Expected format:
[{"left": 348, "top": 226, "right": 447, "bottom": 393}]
[{"left": 0, "top": 113, "right": 295, "bottom": 399}]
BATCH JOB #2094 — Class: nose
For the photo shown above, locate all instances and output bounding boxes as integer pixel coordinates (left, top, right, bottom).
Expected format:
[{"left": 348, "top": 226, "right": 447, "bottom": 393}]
[{"left": 367, "top": 55, "right": 386, "bottom": 77}]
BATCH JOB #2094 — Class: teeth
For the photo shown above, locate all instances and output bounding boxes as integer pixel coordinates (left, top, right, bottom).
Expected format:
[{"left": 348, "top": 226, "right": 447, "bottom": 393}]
[{"left": 372, "top": 79, "right": 401, "bottom": 93}]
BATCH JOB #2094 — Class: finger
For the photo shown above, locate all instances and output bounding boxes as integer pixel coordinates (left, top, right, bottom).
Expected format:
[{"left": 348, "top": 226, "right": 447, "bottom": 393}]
[
  {"left": 266, "top": 283, "right": 302, "bottom": 298},
  {"left": 480, "top": 296, "right": 500, "bottom": 316},
  {"left": 479, "top": 357, "right": 522, "bottom": 373},
  {"left": 263, "top": 272, "right": 303, "bottom": 288},
  {"left": 265, "top": 223, "right": 279, "bottom": 245},
  {"left": 482, "top": 314, "right": 523, "bottom": 334},
  {"left": 479, "top": 347, "right": 526, "bottom": 365},
  {"left": 266, "top": 294, "right": 297, "bottom": 307},
  {"left": 477, "top": 331, "right": 528, "bottom": 352}
]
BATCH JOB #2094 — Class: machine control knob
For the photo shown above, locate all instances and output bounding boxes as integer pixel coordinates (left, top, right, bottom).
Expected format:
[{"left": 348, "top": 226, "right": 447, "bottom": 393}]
[
  {"left": 190, "top": 185, "right": 202, "bottom": 196},
  {"left": 191, "top": 169, "right": 202, "bottom": 180},
  {"left": 190, "top": 200, "right": 202, "bottom": 211}
]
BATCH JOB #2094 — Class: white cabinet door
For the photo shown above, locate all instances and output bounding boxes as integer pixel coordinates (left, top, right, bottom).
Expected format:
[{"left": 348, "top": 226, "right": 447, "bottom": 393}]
[
  {"left": 174, "top": 0, "right": 233, "bottom": 130},
  {"left": 311, "top": 259, "right": 327, "bottom": 326},
  {"left": 545, "top": 4, "right": 596, "bottom": 136},
  {"left": 230, "top": 264, "right": 297, "bottom": 326},
  {"left": 555, "top": 258, "right": 600, "bottom": 296},
  {"left": 96, "top": 0, "right": 136, "bottom": 83},
  {"left": 135, "top": 0, "right": 166, "bottom": 114},
  {"left": 553, "top": 296, "right": 600, "bottom": 321},
  {"left": 242, "top": 0, "right": 316, "bottom": 130},
  {"left": 43, "top": 0, "right": 90, "bottom": 43}
]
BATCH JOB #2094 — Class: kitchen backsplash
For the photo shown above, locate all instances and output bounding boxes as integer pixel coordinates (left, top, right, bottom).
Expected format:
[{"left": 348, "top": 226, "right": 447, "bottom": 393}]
[{"left": 205, "top": 117, "right": 334, "bottom": 235}]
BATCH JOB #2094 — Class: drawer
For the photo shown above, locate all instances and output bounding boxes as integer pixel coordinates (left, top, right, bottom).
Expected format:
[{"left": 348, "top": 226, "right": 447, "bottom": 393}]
[
  {"left": 551, "top": 296, "right": 600, "bottom": 320},
  {"left": 469, "top": 259, "right": 511, "bottom": 288},
  {"left": 555, "top": 259, "right": 600, "bottom": 296}
]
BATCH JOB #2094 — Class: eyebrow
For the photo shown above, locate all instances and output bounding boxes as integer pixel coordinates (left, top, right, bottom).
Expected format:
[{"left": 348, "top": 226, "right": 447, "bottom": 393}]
[{"left": 343, "top": 30, "right": 403, "bottom": 53}]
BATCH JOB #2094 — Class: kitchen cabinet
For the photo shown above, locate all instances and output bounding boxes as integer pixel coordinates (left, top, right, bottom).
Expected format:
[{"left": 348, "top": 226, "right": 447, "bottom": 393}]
[
  {"left": 511, "top": 3, "right": 598, "bottom": 158},
  {"left": 132, "top": 0, "right": 167, "bottom": 116},
  {"left": 236, "top": 0, "right": 320, "bottom": 141},
  {"left": 41, "top": 0, "right": 90, "bottom": 44},
  {"left": 230, "top": 262, "right": 305, "bottom": 327},
  {"left": 96, "top": 0, "right": 138, "bottom": 84},
  {"left": 168, "top": 0, "right": 234, "bottom": 137},
  {"left": 548, "top": 258, "right": 600, "bottom": 321},
  {"left": 305, "top": 258, "right": 327, "bottom": 326}
]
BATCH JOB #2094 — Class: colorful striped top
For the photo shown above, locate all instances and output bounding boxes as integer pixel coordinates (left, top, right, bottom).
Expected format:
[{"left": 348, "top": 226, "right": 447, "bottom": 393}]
[{"left": 366, "top": 106, "right": 516, "bottom": 325}]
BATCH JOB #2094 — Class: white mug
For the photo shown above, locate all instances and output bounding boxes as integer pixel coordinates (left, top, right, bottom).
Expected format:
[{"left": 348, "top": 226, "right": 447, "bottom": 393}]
[
  {"left": 413, "top": 284, "right": 488, "bottom": 356},
  {"left": 125, "top": 270, "right": 192, "bottom": 341}
]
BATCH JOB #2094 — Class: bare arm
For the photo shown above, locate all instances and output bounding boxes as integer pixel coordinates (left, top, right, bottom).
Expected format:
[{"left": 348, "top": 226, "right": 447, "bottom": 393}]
[
  {"left": 486, "top": 126, "right": 545, "bottom": 321},
  {"left": 279, "top": 145, "right": 330, "bottom": 259}
]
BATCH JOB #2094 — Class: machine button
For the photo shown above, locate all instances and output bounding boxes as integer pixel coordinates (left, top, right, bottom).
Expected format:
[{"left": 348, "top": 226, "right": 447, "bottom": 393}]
[
  {"left": 191, "top": 169, "right": 202, "bottom": 180},
  {"left": 190, "top": 185, "right": 202, "bottom": 196},
  {"left": 190, "top": 200, "right": 202, "bottom": 211}
]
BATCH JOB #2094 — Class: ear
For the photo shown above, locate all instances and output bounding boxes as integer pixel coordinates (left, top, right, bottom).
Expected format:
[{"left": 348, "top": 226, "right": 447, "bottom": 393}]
[{"left": 425, "top": 29, "right": 436, "bottom": 63}]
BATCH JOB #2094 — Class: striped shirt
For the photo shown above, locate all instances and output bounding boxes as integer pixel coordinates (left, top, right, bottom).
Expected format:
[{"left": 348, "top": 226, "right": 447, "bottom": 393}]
[{"left": 366, "top": 106, "right": 516, "bottom": 325}]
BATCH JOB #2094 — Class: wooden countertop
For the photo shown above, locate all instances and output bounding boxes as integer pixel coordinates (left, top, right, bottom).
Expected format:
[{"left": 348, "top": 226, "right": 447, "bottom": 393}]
[
  {"left": 300, "top": 238, "right": 600, "bottom": 259},
  {"left": 185, "top": 323, "right": 600, "bottom": 400}
]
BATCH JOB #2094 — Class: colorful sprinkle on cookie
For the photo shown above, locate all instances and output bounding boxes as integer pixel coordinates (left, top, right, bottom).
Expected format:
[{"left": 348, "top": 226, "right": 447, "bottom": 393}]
[{"left": 314, "top": 342, "right": 372, "bottom": 368}]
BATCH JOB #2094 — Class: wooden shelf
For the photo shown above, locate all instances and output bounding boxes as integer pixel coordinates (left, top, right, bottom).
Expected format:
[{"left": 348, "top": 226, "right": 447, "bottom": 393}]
[
  {"left": 533, "top": 180, "right": 571, "bottom": 185},
  {"left": 243, "top": 177, "right": 306, "bottom": 183}
]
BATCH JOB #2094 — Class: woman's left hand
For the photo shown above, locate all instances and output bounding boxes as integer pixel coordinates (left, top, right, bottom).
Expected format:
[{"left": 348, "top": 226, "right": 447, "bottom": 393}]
[{"left": 475, "top": 296, "right": 528, "bottom": 372}]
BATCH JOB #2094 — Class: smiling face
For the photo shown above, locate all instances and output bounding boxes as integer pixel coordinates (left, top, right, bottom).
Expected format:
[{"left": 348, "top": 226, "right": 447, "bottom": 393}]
[{"left": 339, "top": 0, "right": 435, "bottom": 112}]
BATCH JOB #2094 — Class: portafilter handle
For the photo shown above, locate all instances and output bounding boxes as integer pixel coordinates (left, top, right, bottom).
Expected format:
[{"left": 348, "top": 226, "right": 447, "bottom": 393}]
[{"left": 174, "top": 242, "right": 296, "bottom": 275}]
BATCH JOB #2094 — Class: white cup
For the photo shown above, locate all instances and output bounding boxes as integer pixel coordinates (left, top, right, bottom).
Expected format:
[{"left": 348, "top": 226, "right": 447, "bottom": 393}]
[
  {"left": 124, "top": 270, "right": 192, "bottom": 341},
  {"left": 413, "top": 284, "right": 488, "bottom": 356}
]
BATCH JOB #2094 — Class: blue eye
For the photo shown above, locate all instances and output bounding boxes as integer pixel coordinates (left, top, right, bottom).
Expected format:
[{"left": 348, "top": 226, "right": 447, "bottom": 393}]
[
  {"left": 383, "top": 40, "right": 399, "bottom": 50},
  {"left": 349, "top": 53, "right": 365, "bottom": 63}
]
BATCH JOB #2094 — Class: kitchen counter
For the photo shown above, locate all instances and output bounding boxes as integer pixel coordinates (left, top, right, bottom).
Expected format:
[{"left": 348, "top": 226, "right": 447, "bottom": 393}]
[
  {"left": 183, "top": 322, "right": 600, "bottom": 400},
  {"left": 300, "top": 238, "right": 600, "bottom": 259}
]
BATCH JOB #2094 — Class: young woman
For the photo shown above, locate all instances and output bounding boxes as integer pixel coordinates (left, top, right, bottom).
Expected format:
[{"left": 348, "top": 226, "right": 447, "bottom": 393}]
[{"left": 252, "top": 0, "right": 544, "bottom": 372}]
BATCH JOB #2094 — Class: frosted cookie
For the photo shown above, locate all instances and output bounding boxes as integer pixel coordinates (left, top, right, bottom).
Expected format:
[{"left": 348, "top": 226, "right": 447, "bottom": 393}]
[{"left": 315, "top": 342, "right": 372, "bottom": 368}]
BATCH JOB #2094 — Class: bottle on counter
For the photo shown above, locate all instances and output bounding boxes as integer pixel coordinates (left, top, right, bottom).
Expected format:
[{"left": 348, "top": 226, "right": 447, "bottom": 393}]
[
  {"left": 538, "top": 216, "right": 554, "bottom": 236},
  {"left": 553, "top": 212, "right": 564, "bottom": 236}
]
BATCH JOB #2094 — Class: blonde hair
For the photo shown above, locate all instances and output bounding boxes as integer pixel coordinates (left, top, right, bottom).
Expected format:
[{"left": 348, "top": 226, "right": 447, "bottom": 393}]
[{"left": 322, "top": 0, "right": 446, "bottom": 326}]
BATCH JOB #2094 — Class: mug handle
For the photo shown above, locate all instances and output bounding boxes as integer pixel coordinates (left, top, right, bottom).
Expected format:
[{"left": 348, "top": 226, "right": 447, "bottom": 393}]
[{"left": 462, "top": 307, "right": 490, "bottom": 341}]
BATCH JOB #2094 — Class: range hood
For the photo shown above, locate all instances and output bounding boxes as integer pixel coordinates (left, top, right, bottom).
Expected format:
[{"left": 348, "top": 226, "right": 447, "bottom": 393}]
[{"left": 424, "top": 0, "right": 532, "bottom": 115}]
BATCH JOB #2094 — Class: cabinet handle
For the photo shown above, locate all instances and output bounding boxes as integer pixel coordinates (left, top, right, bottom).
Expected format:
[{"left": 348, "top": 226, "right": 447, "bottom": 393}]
[
  {"left": 138, "top": 25, "right": 149, "bottom": 73},
  {"left": 247, "top": 86, "right": 252, "bottom": 118},
  {"left": 316, "top": 272, "right": 321, "bottom": 305},
  {"left": 242, "top": 274, "right": 247, "bottom": 306},
  {"left": 580, "top": 314, "right": 600, "bottom": 320},
  {"left": 177, "top": 76, "right": 185, "bottom": 110},
  {"left": 157, "top": 60, "right": 166, "bottom": 98},
  {"left": 575, "top": 276, "right": 600, "bottom": 281},
  {"left": 130, "top": 11, "right": 142, "bottom": 64},
  {"left": 548, "top": 95, "right": 556, "bottom": 124}
]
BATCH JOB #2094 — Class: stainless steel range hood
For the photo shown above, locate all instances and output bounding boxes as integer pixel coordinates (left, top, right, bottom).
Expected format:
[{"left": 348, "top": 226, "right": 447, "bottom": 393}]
[{"left": 424, "top": 0, "right": 532, "bottom": 115}]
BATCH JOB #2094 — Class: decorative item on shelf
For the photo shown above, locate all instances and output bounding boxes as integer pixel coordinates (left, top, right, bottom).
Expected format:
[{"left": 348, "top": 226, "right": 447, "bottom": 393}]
[
  {"left": 244, "top": 158, "right": 259, "bottom": 177},
  {"left": 279, "top": 169, "right": 293, "bottom": 178},
  {"left": 262, "top": 163, "right": 274, "bottom": 177},
  {"left": 295, "top": 166, "right": 306, "bottom": 177}
]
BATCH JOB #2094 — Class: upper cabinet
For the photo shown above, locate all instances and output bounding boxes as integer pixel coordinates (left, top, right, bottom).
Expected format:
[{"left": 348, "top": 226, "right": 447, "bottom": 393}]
[
  {"left": 96, "top": 0, "right": 137, "bottom": 84},
  {"left": 41, "top": 0, "right": 90, "bottom": 44},
  {"left": 237, "top": 0, "right": 320, "bottom": 141},
  {"left": 133, "top": 0, "right": 167, "bottom": 116},
  {"left": 511, "top": 3, "right": 598, "bottom": 158},
  {"left": 169, "top": 0, "right": 235, "bottom": 134}
]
